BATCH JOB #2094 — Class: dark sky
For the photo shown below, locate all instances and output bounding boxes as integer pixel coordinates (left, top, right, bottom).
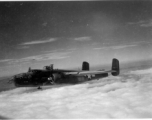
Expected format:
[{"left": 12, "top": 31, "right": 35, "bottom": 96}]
[{"left": 0, "top": 1, "right": 152, "bottom": 76}]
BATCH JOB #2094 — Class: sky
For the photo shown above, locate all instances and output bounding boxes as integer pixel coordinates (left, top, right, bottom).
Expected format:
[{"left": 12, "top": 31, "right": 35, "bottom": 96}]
[
  {"left": 0, "top": 66, "right": 152, "bottom": 118},
  {"left": 0, "top": 1, "right": 152, "bottom": 76}
]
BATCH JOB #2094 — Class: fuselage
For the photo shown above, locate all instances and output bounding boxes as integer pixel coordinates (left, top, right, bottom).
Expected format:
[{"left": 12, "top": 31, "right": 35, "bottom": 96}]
[{"left": 13, "top": 69, "right": 108, "bottom": 87}]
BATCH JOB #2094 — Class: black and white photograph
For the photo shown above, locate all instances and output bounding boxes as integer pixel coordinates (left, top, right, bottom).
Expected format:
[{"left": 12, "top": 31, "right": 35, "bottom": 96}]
[{"left": 0, "top": 0, "right": 152, "bottom": 119}]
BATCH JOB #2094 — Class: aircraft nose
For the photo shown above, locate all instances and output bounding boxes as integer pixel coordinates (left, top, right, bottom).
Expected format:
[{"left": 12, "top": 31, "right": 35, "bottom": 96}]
[{"left": 8, "top": 77, "right": 14, "bottom": 84}]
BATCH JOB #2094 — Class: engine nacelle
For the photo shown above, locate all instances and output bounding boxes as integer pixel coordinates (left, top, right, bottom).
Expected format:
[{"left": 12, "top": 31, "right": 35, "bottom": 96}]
[
  {"left": 95, "top": 73, "right": 108, "bottom": 78},
  {"left": 52, "top": 73, "right": 63, "bottom": 82}
]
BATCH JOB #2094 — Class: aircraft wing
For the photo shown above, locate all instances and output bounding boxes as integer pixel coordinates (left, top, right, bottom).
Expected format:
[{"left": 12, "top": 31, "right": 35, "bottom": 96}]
[
  {"left": 65, "top": 70, "right": 116, "bottom": 76},
  {"left": 52, "top": 69, "right": 82, "bottom": 72}
]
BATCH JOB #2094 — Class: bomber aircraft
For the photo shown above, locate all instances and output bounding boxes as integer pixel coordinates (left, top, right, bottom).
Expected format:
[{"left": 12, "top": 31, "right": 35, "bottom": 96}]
[{"left": 8, "top": 58, "right": 119, "bottom": 89}]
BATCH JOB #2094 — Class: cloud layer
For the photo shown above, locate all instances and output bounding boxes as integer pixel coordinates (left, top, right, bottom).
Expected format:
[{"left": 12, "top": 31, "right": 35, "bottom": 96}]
[{"left": 0, "top": 67, "right": 152, "bottom": 118}]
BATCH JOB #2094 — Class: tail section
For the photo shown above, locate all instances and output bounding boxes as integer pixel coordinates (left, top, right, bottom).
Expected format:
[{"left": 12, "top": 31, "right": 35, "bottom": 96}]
[
  {"left": 111, "top": 58, "right": 119, "bottom": 76},
  {"left": 82, "top": 61, "right": 89, "bottom": 71}
]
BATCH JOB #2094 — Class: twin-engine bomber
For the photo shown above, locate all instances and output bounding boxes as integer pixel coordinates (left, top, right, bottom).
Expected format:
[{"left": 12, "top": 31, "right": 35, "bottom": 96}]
[{"left": 9, "top": 58, "right": 119, "bottom": 89}]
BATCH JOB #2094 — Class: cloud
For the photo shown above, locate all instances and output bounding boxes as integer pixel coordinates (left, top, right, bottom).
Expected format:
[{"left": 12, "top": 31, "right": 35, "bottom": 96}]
[
  {"left": 128, "top": 19, "right": 152, "bottom": 27},
  {"left": 94, "top": 44, "right": 137, "bottom": 50},
  {"left": 132, "top": 41, "right": 149, "bottom": 44},
  {"left": 0, "top": 59, "right": 13, "bottom": 63},
  {"left": 112, "top": 45, "right": 137, "bottom": 49},
  {"left": 16, "top": 46, "right": 29, "bottom": 49},
  {"left": 128, "top": 20, "right": 145, "bottom": 25},
  {"left": 20, "top": 38, "right": 57, "bottom": 45},
  {"left": 44, "top": 48, "right": 77, "bottom": 53},
  {"left": 42, "top": 22, "right": 47, "bottom": 26},
  {"left": 1, "top": 67, "right": 152, "bottom": 118},
  {"left": 8, "top": 52, "right": 71, "bottom": 65},
  {"left": 140, "top": 20, "right": 152, "bottom": 27},
  {"left": 0, "top": 51, "right": 71, "bottom": 65},
  {"left": 130, "top": 68, "right": 152, "bottom": 75},
  {"left": 74, "top": 37, "right": 91, "bottom": 41}
]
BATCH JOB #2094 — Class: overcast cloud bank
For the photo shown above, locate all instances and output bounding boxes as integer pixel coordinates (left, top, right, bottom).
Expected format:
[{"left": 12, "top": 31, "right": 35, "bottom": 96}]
[{"left": 0, "top": 68, "right": 152, "bottom": 119}]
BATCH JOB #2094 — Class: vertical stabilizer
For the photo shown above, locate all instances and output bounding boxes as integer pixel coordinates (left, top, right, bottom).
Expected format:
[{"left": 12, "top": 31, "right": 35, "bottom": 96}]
[
  {"left": 82, "top": 61, "right": 89, "bottom": 71},
  {"left": 111, "top": 58, "right": 119, "bottom": 76}
]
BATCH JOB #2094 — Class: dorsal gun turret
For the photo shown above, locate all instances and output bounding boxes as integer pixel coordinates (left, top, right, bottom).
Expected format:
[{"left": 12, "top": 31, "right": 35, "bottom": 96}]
[{"left": 43, "top": 64, "right": 54, "bottom": 70}]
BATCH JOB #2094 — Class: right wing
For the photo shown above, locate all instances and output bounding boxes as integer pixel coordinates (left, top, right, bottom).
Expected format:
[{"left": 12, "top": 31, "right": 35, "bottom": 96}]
[{"left": 65, "top": 70, "right": 116, "bottom": 76}]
